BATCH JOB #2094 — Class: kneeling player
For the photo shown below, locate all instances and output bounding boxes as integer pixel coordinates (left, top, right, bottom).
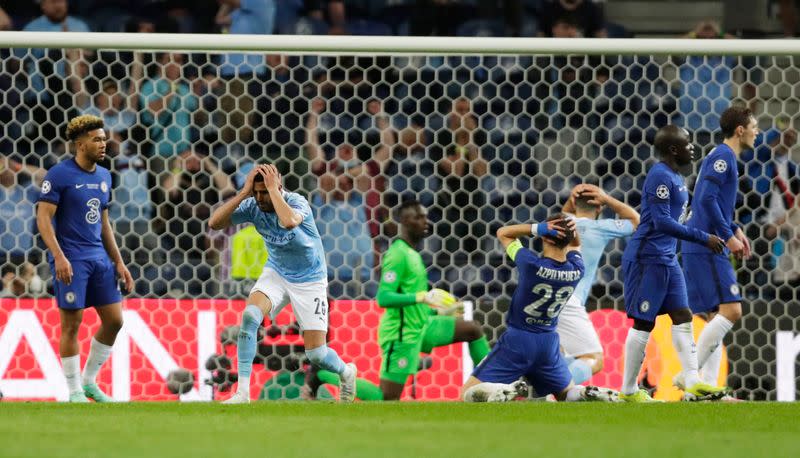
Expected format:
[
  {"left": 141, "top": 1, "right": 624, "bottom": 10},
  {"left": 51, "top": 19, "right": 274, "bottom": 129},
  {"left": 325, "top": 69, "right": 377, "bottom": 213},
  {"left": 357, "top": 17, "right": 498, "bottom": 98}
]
[{"left": 462, "top": 215, "right": 618, "bottom": 402}]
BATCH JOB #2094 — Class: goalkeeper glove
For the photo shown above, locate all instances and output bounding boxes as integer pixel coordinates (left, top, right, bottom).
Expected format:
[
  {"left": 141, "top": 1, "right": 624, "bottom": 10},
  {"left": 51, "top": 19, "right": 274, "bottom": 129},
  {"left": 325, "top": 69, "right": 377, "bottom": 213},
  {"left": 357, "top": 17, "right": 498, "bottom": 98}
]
[{"left": 416, "top": 288, "right": 457, "bottom": 309}]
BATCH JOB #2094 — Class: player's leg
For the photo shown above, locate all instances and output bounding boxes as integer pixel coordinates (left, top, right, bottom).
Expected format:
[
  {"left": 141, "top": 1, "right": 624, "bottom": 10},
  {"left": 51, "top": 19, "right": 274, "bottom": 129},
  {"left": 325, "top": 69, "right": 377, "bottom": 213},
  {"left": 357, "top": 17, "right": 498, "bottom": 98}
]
[
  {"left": 619, "top": 261, "right": 663, "bottom": 402},
  {"left": 379, "top": 341, "right": 420, "bottom": 400},
  {"left": 697, "top": 302, "right": 740, "bottom": 383},
  {"left": 420, "top": 316, "right": 490, "bottom": 366},
  {"left": 54, "top": 260, "right": 90, "bottom": 402},
  {"left": 314, "top": 369, "right": 384, "bottom": 401},
  {"left": 557, "top": 295, "right": 604, "bottom": 384},
  {"left": 461, "top": 328, "right": 529, "bottom": 402},
  {"left": 82, "top": 259, "right": 124, "bottom": 402},
  {"left": 224, "top": 289, "right": 273, "bottom": 403},
  {"left": 290, "top": 279, "right": 357, "bottom": 402}
]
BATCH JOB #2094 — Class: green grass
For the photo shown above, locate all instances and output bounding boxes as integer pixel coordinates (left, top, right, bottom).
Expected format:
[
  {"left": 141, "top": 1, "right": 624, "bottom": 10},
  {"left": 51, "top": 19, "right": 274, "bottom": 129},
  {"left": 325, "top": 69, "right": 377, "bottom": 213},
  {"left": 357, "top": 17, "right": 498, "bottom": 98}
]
[{"left": 1, "top": 402, "right": 798, "bottom": 458}]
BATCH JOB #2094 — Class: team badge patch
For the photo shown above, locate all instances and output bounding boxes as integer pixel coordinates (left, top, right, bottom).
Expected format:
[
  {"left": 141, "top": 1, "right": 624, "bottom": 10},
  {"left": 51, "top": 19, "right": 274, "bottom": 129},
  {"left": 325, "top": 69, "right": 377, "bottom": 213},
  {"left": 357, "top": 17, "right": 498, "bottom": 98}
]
[
  {"left": 713, "top": 159, "right": 727, "bottom": 173},
  {"left": 656, "top": 185, "right": 670, "bottom": 200},
  {"left": 640, "top": 301, "right": 650, "bottom": 313},
  {"left": 65, "top": 292, "right": 76, "bottom": 304},
  {"left": 730, "top": 284, "right": 740, "bottom": 296},
  {"left": 383, "top": 271, "right": 397, "bottom": 283},
  {"left": 100, "top": 181, "right": 108, "bottom": 193},
  {"left": 42, "top": 180, "right": 51, "bottom": 194},
  {"left": 614, "top": 220, "right": 624, "bottom": 229},
  {"left": 397, "top": 357, "right": 408, "bottom": 369}
]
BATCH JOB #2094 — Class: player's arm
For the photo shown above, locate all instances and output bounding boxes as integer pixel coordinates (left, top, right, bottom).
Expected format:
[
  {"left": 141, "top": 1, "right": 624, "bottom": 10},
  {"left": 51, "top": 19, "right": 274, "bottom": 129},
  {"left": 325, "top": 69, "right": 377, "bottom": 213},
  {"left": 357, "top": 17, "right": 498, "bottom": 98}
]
[
  {"left": 208, "top": 166, "right": 259, "bottom": 230},
  {"left": 376, "top": 249, "right": 457, "bottom": 312},
  {"left": 650, "top": 194, "right": 725, "bottom": 253},
  {"left": 496, "top": 220, "right": 571, "bottom": 249},
  {"left": 101, "top": 209, "right": 134, "bottom": 293},
  {"left": 36, "top": 202, "right": 73, "bottom": 285},
  {"left": 260, "top": 165, "right": 303, "bottom": 230}
]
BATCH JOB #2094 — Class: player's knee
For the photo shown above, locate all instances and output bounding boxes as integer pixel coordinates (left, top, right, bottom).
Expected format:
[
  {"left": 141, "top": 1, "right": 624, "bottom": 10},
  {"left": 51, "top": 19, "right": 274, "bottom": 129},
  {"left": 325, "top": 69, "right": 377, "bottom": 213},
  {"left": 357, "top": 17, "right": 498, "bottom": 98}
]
[
  {"left": 632, "top": 319, "right": 655, "bottom": 332},
  {"left": 464, "top": 322, "right": 484, "bottom": 341},
  {"left": 719, "top": 303, "right": 742, "bottom": 322},
  {"left": 104, "top": 317, "right": 123, "bottom": 336},
  {"left": 61, "top": 321, "right": 81, "bottom": 339},
  {"left": 668, "top": 309, "right": 693, "bottom": 325},
  {"left": 241, "top": 304, "right": 264, "bottom": 327},
  {"left": 589, "top": 354, "right": 604, "bottom": 374}
]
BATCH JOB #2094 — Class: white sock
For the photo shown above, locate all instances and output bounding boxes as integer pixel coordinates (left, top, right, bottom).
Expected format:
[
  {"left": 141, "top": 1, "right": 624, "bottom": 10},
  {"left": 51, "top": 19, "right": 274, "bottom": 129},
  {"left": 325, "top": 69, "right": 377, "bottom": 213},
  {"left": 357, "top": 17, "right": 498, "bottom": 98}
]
[
  {"left": 237, "top": 375, "right": 251, "bottom": 396},
  {"left": 700, "top": 345, "right": 723, "bottom": 385},
  {"left": 463, "top": 382, "right": 515, "bottom": 402},
  {"left": 697, "top": 315, "right": 733, "bottom": 370},
  {"left": 82, "top": 338, "right": 113, "bottom": 386},
  {"left": 672, "top": 322, "right": 699, "bottom": 388},
  {"left": 62, "top": 355, "right": 82, "bottom": 394},
  {"left": 564, "top": 386, "right": 585, "bottom": 402},
  {"left": 622, "top": 328, "right": 650, "bottom": 395}
]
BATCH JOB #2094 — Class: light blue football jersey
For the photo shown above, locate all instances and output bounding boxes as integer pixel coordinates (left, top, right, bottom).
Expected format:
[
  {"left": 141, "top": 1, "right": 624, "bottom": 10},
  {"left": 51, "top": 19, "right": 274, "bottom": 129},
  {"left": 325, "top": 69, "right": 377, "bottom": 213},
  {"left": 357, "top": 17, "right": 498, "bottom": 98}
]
[
  {"left": 571, "top": 217, "right": 635, "bottom": 307},
  {"left": 231, "top": 192, "right": 327, "bottom": 283}
]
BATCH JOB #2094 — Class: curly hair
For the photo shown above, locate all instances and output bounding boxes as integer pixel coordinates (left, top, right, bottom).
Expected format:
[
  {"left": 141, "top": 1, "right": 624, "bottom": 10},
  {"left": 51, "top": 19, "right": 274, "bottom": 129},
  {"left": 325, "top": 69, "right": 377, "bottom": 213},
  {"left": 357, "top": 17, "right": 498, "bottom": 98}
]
[{"left": 65, "top": 115, "right": 104, "bottom": 141}]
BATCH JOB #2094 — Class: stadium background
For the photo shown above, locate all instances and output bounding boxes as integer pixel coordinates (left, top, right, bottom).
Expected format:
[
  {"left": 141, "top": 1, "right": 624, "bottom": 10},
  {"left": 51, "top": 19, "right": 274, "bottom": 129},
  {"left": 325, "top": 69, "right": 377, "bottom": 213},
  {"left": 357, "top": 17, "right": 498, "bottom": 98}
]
[{"left": 1, "top": 0, "right": 800, "bottom": 402}]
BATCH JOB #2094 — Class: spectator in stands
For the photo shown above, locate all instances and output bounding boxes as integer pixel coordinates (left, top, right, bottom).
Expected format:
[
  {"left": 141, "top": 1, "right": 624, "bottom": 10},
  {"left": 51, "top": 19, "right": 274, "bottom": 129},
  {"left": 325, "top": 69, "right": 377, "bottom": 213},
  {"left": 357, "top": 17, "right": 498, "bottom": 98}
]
[
  {"left": 0, "top": 154, "right": 44, "bottom": 266},
  {"left": 307, "top": 0, "right": 346, "bottom": 35},
  {"left": 140, "top": 52, "right": 198, "bottom": 160},
  {"left": 744, "top": 125, "right": 800, "bottom": 284},
  {"left": 1, "top": 262, "right": 44, "bottom": 298},
  {"left": 85, "top": 80, "right": 137, "bottom": 156},
  {"left": 0, "top": 6, "right": 11, "bottom": 31},
  {"left": 678, "top": 20, "right": 736, "bottom": 146},
  {"left": 409, "top": 0, "right": 475, "bottom": 36},
  {"left": 312, "top": 173, "right": 374, "bottom": 298},
  {"left": 537, "top": 0, "right": 607, "bottom": 38}
]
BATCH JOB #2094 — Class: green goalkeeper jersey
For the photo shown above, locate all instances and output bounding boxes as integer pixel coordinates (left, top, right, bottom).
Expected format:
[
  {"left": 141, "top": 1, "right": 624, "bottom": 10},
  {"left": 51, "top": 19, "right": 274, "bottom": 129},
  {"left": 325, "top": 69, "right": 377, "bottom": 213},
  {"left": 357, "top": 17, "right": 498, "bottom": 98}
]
[{"left": 376, "top": 239, "right": 432, "bottom": 346}]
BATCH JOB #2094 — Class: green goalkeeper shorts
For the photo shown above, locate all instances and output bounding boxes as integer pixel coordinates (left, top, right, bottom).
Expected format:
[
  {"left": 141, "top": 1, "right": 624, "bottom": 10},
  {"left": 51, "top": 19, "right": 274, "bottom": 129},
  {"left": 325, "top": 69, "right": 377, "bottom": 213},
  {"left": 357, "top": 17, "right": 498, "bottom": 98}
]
[{"left": 379, "top": 315, "right": 456, "bottom": 385}]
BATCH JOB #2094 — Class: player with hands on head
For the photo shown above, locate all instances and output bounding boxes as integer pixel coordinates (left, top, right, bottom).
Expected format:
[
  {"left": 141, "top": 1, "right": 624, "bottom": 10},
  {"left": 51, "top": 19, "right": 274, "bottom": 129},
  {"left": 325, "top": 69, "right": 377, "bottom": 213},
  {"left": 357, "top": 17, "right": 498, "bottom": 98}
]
[{"left": 209, "top": 163, "right": 358, "bottom": 403}]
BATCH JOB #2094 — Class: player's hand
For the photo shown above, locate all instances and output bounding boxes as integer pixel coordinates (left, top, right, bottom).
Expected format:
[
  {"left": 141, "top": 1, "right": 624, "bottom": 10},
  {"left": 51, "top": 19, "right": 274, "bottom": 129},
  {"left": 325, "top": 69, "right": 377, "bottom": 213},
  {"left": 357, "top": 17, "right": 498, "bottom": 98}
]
[
  {"left": 116, "top": 262, "right": 134, "bottom": 295},
  {"left": 260, "top": 164, "right": 282, "bottom": 192},
  {"left": 436, "top": 301, "right": 464, "bottom": 316},
  {"left": 726, "top": 235, "right": 745, "bottom": 259},
  {"left": 54, "top": 254, "right": 73, "bottom": 285},
  {"left": 417, "top": 288, "right": 457, "bottom": 309},
  {"left": 240, "top": 165, "right": 260, "bottom": 196},
  {"left": 706, "top": 235, "right": 725, "bottom": 254},
  {"left": 575, "top": 184, "right": 608, "bottom": 207},
  {"left": 735, "top": 228, "right": 751, "bottom": 259}
]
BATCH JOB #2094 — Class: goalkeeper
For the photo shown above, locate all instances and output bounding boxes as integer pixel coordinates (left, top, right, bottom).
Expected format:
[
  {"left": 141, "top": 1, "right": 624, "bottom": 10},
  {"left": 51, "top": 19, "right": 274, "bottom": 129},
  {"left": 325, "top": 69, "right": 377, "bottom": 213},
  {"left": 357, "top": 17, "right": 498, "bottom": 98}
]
[{"left": 375, "top": 199, "right": 490, "bottom": 400}]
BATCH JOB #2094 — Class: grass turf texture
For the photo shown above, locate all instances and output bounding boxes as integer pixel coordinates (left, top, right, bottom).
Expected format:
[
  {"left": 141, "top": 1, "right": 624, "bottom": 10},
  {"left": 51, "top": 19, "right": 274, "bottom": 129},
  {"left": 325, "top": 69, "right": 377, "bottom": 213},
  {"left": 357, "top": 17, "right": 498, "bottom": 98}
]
[{"left": 1, "top": 402, "right": 798, "bottom": 458}]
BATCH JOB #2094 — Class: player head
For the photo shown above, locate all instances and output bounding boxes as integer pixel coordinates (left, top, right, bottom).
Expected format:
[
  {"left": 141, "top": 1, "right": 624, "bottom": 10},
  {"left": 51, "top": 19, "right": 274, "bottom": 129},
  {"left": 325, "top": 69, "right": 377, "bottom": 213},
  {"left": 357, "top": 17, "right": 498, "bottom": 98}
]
[
  {"left": 252, "top": 166, "right": 282, "bottom": 213},
  {"left": 654, "top": 125, "right": 694, "bottom": 168},
  {"left": 542, "top": 213, "right": 576, "bottom": 250},
  {"left": 397, "top": 199, "right": 430, "bottom": 242},
  {"left": 573, "top": 188, "right": 602, "bottom": 219},
  {"left": 720, "top": 105, "right": 758, "bottom": 152},
  {"left": 66, "top": 115, "right": 107, "bottom": 164}
]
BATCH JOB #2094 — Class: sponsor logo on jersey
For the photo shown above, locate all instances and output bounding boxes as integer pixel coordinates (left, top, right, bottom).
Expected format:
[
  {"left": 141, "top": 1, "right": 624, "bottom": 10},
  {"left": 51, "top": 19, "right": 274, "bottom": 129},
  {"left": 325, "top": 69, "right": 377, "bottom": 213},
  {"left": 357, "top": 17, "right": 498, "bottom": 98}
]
[
  {"left": 656, "top": 184, "right": 670, "bottom": 200},
  {"left": 713, "top": 159, "right": 727, "bottom": 173},
  {"left": 383, "top": 271, "right": 397, "bottom": 283},
  {"left": 640, "top": 300, "right": 650, "bottom": 313},
  {"left": 397, "top": 357, "right": 408, "bottom": 369},
  {"left": 42, "top": 180, "right": 51, "bottom": 194},
  {"left": 75, "top": 184, "right": 85, "bottom": 189}
]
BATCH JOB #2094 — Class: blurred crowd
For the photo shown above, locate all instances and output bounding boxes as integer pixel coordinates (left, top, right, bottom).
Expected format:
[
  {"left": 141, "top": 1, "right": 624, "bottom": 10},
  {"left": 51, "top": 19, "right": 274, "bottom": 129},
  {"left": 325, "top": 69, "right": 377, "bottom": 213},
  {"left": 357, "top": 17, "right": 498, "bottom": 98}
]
[{"left": 1, "top": 0, "right": 800, "bottom": 304}]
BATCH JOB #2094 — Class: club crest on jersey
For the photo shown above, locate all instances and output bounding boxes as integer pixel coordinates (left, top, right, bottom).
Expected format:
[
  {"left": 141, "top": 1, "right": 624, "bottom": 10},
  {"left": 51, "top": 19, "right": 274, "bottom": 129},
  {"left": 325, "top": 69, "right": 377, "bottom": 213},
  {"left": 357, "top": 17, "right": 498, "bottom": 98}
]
[
  {"left": 100, "top": 181, "right": 108, "bottom": 193},
  {"left": 614, "top": 220, "right": 624, "bottom": 229},
  {"left": 65, "top": 292, "right": 75, "bottom": 304},
  {"left": 730, "top": 284, "right": 740, "bottom": 296},
  {"left": 713, "top": 159, "right": 727, "bottom": 173},
  {"left": 655, "top": 185, "right": 670, "bottom": 200},
  {"left": 42, "top": 180, "right": 51, "bottom": 194},
  {"left": 383, "top": 271, "right": 397, "bottom": 283},
  {"left": 640, "top": 300, "right": 650, "bottom": 313},
  {"left": 397, "top": 357, "right": 408, "bottom": 369}
]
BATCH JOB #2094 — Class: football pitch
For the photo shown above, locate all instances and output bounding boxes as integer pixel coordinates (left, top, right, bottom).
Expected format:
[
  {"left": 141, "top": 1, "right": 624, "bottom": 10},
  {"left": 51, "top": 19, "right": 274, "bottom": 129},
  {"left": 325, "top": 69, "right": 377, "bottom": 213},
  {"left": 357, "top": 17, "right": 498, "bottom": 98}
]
[{"left": 1, "top": 402, "right": 798, "bottom": 458}]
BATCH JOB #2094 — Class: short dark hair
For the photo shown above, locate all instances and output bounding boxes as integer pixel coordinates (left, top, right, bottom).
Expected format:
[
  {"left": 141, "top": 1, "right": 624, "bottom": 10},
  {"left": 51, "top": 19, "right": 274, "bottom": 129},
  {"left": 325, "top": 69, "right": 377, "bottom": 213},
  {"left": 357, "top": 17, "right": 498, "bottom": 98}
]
[
  {"left": 545, "top": 213, "right": 574, "bottom": 249},
  {"left": 654, "top": 125, "right": 686, "bottom": 158},
  {"left": 397, "top": 199, "right": 422, "bottom": 220},
  {"left": 719, "top": 106, "right": 753, "bottom": 138},
  {"left": 575, "top": 193, "right": 598, "bottom": 212},
  {"left": 65, "top": 115, "right": 104, "bottom": 141}
]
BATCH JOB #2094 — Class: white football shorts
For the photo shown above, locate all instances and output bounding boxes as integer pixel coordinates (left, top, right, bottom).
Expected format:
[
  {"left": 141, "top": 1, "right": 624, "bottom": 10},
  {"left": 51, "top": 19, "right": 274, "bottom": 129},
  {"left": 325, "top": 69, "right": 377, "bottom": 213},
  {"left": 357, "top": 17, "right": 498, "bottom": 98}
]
[
  {"left": 250, "top": 267, "right": 329, "bottom": 332},
  {"left": 556, "top": 294, "right": 604, "bottom": 357}
]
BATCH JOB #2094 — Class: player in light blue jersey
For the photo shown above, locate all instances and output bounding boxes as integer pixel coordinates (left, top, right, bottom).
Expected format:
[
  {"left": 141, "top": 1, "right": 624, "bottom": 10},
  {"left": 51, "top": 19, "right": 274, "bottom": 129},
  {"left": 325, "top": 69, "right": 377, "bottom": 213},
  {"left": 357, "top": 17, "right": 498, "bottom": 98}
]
[
  {"left": 209, "top": 164, "right": 357, "bottom": 403},
  {"left": 559, "top": 183, "right": 639, "bottom": 384},
  {"left": 36, "top": 115, "right": 135, "bottom": 403},
  {"left": 679, "top": 106, "right": 757, "bottom": 396}
]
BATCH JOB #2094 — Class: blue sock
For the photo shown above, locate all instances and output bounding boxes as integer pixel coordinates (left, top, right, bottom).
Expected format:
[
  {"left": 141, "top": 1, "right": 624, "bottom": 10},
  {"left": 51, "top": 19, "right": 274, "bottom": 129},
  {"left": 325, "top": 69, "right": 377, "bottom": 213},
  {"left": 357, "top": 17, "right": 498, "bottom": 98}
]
[
  {"left": 237, "top": 305, "right": 264, "bottom": 380},
  {"left": 568, "top": 358, "right": 594, "bottom": 385},
  {"left": 564, "top": 355, "right": 576, "bottom": 365},
  {"left": 306, "top": 345, "right": 346, "bottom": 374}
]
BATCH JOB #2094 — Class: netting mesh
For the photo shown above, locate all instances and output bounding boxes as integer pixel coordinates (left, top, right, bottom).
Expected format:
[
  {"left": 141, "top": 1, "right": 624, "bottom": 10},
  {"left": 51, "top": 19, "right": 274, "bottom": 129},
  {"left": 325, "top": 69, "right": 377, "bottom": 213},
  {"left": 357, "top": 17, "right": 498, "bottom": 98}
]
[{"left": 1, "top": 47, "right": 799, "bottom": 401}]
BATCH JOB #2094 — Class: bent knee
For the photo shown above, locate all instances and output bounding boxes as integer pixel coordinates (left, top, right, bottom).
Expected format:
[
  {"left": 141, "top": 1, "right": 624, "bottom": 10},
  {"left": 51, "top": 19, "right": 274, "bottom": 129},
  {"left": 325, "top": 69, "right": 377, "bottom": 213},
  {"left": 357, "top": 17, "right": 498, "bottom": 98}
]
[{"left": 719, "top": 303, "right": 742, "bottom": 322}]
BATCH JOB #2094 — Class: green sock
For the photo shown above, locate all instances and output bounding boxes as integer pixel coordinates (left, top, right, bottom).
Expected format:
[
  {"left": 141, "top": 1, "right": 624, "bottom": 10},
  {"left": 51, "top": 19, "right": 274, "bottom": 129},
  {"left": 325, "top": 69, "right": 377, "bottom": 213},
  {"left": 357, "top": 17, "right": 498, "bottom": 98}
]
[
  {"left": 469, "top": 337, "right": 490, "bottom": 365},
  {"left": 317, "top": 370, "right": 384, "bottom": 401}
]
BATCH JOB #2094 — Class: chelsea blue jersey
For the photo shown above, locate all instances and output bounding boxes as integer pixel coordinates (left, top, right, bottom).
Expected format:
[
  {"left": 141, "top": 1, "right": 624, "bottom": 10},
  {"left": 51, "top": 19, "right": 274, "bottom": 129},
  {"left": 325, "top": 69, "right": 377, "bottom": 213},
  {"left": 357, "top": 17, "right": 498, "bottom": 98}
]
[
  {"left": 37, "top": 159, "right": 112, "bottom": 262},
  {"left": 231, "top": 192, "right": 327, "bottom": 283},
  {"left": 684, "top": 143, "right": 739, "bottom": 254},
  {"left": 506, "top": 242, "right": 585, "bottom": 333},
  {"left": 623, "top": 162, "right": 707, "bottom": 266}
]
